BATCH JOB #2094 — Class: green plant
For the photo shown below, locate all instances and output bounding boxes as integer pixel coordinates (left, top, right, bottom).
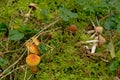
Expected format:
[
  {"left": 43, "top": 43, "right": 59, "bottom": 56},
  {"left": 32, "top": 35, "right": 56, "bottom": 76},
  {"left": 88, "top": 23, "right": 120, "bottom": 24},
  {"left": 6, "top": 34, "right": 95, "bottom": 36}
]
[{"left": 0, "top": 57, "right": 8, "bottom": 67}]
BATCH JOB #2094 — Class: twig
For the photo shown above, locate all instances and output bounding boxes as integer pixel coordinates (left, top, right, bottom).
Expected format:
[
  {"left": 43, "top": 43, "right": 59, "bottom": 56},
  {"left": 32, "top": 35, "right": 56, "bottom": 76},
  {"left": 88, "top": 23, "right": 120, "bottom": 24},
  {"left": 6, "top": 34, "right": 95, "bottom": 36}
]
[
  {"left": 0, "top": 65, "right": 27, "bottom": 80},
  {"left": 87, "top": 30, "right": 95, "bottom": 34},
  {"left": 90, "top": 32, "right": 96, "bottom": 38},
  {"left": 101, "top": 58, "right": 109, "bottom": 62},
  {"left": 89, "top": 18, "right": 96, "bottom": 28},
  {"left": 32, "top": 19, "right": 60, "bottom": 40},
  {"left": 99, "top": 14, "right": 110, "bottom": 22},
  {"left": 0, "top": 42, "right": 8, "bottom": 51},
  {"left": 0, "top": 49, "right": 21, "bottom": 56},
  {"left": 27, "top": 74, "right": 33, "bottom": 80},
  {"left": 0, "top": 49, "right": 27, "bottom": 78},
  {"left": 43, "top": 27, "right": 62, "bottom": 43},
  {"left": 24, "top": 66, "right": 27, "bottom": 80},
  {"left": 96, "top": 17, "right": 100, "bottom": 26},
  {"left": 25, "top": 19, "right": 60, "bottom": 45}
]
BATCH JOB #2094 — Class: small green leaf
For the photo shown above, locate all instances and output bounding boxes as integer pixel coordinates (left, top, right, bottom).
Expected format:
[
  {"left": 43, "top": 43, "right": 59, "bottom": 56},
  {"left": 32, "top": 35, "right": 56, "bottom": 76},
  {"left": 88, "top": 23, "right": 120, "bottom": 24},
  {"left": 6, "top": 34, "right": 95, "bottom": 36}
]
[
  {"left": 109, "top": 60, "right": 119, "bottom": 72},
  {"left": 0, "top": 23, "right": 7, "bottom": 32},
  {"left": 0, "top": 57, "right": 8, "bottom": 67},
  {"left": 38, "top": 43, "right": 47, "bottom": 55},
  {"left": 59, "top": 6, "right": 78, "bottom": 21},
  {"left": 8, "top": 30, "right": 24, "bottom": 40}
]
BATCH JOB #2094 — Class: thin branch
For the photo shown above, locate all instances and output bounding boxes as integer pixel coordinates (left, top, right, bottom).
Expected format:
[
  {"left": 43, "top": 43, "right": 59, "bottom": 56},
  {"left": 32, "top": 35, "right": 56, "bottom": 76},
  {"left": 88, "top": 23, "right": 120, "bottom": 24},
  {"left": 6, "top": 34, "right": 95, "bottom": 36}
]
[
  {"left": 24, "top": 66, "right": 27, "bottom": 80},
  {"left": 0, "top": 42, "right": 8, "bottom": 51},
  {"left": 27, "top": 74, "right": 33, "bottom": 80},
  {"left": 32, "top": 19, "right": 60, "bottom": 40},
  {"left": 96, "top": 17, "right": 100, "bottom": 26},
  {"left": 0, "top": 65, "right": 27, "bottom": 79},
  {"left": 89, "top": 17, "right": 96, "bottom": 29},
  {"left": 99, "top": 14, "right": 110, "bottom": 22},
  {"left": 25, "top": 19, "right": 60, "bottom": 45},
  {"left": 0, "top": 49, "right": 27, "bottom": 77}
]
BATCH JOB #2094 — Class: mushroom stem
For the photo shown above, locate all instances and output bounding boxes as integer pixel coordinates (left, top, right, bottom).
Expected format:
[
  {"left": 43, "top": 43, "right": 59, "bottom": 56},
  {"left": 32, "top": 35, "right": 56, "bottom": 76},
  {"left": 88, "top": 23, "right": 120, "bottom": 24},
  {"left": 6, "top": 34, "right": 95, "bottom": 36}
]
[
  {"left": 28, "top": 8, "right": 32, "bottom": 14},
  {"left": 91, "top": 43, "right": 97, "bottom": 53},
  {"left": 90, "top": 32, "right": 97, "bottom": 38},
  {"left": 29, "top": 66, "right": 38, "bottom": 73},
  {"left": 24, "top": 18, "right": 29, "bottom": 23},
  {"left": 86, "top": 40, "right": 99, "bottom": 43},
  {"left": 87, "top": 30, "right": 95, "bottom": 34},
  {"left": 23, "top": 8, "right": 32, "bottom": 23}
]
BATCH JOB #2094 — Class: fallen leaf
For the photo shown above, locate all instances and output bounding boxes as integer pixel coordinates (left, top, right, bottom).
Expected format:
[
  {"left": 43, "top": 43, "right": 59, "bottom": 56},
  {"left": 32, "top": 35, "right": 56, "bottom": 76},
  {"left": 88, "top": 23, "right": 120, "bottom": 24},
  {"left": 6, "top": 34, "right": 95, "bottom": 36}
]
[{"left": 107, "top": 42, "right": 116, "bottom": 58}]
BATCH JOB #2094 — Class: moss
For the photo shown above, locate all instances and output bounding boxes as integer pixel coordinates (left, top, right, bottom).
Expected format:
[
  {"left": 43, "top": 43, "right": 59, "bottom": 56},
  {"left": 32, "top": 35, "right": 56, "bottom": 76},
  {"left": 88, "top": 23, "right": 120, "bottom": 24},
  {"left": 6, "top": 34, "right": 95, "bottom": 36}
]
[{"left": 0, "top": 0, "right": 120, "bottom": 80}]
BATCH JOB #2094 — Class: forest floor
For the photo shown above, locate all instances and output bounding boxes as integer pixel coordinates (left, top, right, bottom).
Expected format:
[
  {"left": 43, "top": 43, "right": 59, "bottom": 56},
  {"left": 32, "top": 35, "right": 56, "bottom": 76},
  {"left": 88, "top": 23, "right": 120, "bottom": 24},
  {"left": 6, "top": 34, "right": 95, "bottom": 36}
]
[{"left": 0, "top": 0, "right": 120, "bottom": 80}]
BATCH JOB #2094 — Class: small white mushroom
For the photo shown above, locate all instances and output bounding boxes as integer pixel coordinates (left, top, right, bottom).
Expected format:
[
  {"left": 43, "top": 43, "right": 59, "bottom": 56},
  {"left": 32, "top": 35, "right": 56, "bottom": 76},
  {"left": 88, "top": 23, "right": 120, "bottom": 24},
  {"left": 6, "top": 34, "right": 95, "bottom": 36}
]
[
  {"left": 87, "top": 30, "right": 95, "bottom": 34},
  {"left": 86, "top": 40, "right": 99, "bottom": 43},
  {"left": 85, "top": 18, "right": 105, "bottom": 54},
  {"left": 95, "top": 26, "right": 103, "bottom": 34},
  {"left": 23, "top": 3, "right": 36, "bottom": 23},
  {"left": 91, "top": 42, "right": 97, "bottom": 53},
  {"left": 91, "top": 36, "right": 98, "bottom": 54}
]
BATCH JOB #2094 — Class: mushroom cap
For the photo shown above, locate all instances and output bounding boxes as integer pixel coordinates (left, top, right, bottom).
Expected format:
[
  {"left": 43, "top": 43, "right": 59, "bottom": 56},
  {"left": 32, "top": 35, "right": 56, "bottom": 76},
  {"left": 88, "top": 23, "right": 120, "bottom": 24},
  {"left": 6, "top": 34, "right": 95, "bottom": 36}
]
[
  {"left": 26, "top": 54, "right": 41, "bottom": 67},
  {"left": 28, "top": 3, "right": 36, "bottom": 10},
  {"left": 95, "top": 26, "right": 103, "bottom": 34},
  {"left": 98, "top": 35, "right": 106, "bottom": 47},
  {"left": 32, "top": 37, "right": 41, "bottom": 46},
  {"left": 67, "top": 25, "right": 77, "bottom": 33},
  {"left": 25, "top": 41, "right": 39, "bottom": 54}
]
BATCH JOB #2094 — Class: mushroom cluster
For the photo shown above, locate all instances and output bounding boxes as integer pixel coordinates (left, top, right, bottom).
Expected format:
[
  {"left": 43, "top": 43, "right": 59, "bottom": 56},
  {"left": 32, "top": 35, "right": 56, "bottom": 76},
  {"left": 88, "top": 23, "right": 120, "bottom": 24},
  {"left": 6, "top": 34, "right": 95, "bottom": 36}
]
[
  {"left": 25, "top": 37, "right": 41, "bottom": 73},
  {"left": 26, "top": 54, "right": 41, "bottom": 73},
  {"left": 85, "top": 19, "right": 106, "bottom": 53}
]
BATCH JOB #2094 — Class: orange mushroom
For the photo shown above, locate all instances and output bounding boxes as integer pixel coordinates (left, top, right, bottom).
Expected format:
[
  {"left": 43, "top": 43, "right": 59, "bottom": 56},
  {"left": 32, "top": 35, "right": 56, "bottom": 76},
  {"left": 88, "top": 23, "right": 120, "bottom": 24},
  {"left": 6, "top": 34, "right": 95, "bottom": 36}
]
[
  {"left": 25, "top": 41, "right": 39, "bottom": 55},
  {"left": 26, "top": 54, "right": 41, "bottom": 73},
  {"left": 67, "top": 24, "right": 77, "bottom": 33},
  {"left": 32, "top": 37, "right": 41, "bottom": 46}
]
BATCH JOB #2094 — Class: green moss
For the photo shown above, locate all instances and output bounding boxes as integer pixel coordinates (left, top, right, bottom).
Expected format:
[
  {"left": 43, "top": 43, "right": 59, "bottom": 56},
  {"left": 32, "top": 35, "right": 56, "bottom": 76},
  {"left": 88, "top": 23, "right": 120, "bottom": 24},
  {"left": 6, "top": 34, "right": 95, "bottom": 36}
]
[{"left": 0, "top": 0, "right": 120, "bottom": 80}]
